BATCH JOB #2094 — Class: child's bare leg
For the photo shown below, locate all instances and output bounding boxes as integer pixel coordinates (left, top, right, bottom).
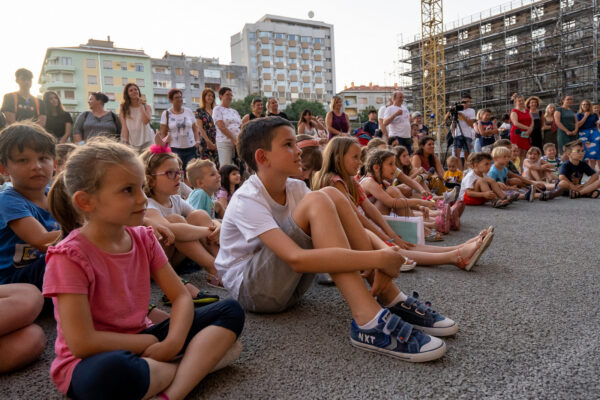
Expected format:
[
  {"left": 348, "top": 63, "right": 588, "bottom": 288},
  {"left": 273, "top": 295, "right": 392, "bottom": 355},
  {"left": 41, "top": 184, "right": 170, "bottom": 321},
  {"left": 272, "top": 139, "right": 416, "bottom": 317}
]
[
  {"left": 186, "top": 211, "right": 219, "bottom": 257},
  {"left": 579, "top": 179, "right": 600, "bottom": 195},
  {"left": 166, "top": 214, "right": 217, "bottom": 277},
  {"left": 484, "top": 177, "right": 506, "bottom": 198},
  {"left": 529, "top": 169, "right": 543, "bottom": 181}
]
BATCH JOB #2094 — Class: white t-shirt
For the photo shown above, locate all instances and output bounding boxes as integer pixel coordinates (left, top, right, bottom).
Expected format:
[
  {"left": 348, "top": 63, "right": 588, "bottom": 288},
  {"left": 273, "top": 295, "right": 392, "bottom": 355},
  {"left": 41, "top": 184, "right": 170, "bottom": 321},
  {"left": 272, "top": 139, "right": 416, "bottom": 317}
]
[
  {"left": 147, "top": 195, "right": 194, "bottom": 218},
  {"left": 378, "top": 105, "right": 387, "bottom": 120},
  {"left": 454, "top": 108, "right": 476, "bottom": 139},
  {"left": 215, "top": 175, "right": 310, "bottom": 299},
  {"left": 459, "top": 170, "right": 480, "bottom": 201},
  {"left": 213, "top": 106, "right": 242, "bottom": 143},
  {"left": 160, "top": 108, "right": 196, "bottom": 149},
  {"left": 384, "top": 105, "right": 411, "bottom": 138}
]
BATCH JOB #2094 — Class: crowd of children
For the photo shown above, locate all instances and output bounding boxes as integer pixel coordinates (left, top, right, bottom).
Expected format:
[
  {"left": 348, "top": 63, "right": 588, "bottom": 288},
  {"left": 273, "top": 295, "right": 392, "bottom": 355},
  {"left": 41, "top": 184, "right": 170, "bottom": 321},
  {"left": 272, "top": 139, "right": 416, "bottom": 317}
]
[{"left": 0, "top": 106, "right": 597, "bottom": 398}]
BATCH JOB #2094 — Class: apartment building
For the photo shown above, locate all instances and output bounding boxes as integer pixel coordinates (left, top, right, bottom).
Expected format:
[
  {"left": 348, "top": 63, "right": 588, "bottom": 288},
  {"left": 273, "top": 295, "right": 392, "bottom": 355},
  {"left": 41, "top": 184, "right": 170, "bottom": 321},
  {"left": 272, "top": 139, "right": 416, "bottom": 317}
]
[
  {"left": 401, "top": 0, "right": 599, "bottom": 115},
  {"left": 151, "top": 53, "right": 248, "bottom": 116},
  {"left": 338, "top": 83, "right": 400, "bottom": 121},
  {"left": 39, "top": 38, "right": 153, "bottom": 113},
  {"left": 231, "top": 14, "right": 336, "bottom": 105}
]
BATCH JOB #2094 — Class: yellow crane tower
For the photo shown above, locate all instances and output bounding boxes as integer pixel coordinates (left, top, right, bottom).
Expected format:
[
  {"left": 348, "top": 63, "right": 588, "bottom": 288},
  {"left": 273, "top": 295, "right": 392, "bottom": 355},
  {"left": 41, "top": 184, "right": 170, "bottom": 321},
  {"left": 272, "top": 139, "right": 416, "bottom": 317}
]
[{"left": 420, "top": 0, "right": 446, "bottom": 148}]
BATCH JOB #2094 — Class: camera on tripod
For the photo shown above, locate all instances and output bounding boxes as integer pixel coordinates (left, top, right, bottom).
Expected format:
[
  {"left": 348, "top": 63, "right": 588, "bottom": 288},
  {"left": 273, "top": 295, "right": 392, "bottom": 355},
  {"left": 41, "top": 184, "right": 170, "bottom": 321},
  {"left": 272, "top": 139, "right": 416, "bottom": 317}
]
[{"left": 448, "top": 101, "right": 466, "bottom": 118}]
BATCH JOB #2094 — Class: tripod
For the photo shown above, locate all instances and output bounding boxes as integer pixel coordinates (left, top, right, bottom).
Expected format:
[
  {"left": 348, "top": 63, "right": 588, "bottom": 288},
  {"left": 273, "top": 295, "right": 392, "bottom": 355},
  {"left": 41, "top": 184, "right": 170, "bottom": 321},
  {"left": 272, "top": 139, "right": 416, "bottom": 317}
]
[{"left": 443, "top": 111, "right": 468, "bottom": 167}]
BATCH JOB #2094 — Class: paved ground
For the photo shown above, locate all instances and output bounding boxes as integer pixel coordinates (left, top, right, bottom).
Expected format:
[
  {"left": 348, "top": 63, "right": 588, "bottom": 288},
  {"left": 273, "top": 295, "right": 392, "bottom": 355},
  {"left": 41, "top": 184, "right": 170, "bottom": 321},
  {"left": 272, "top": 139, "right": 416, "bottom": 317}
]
[{"left": 1, "top": 197, "right": 599, "bottom": 399}]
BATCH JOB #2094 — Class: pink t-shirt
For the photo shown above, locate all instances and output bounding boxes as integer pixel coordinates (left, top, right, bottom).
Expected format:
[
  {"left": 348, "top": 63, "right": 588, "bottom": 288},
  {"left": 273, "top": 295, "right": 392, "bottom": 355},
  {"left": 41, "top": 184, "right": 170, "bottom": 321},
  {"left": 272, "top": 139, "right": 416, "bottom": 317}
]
[{"left": 42, "top": 226, "right": 168, "bottom": 394}]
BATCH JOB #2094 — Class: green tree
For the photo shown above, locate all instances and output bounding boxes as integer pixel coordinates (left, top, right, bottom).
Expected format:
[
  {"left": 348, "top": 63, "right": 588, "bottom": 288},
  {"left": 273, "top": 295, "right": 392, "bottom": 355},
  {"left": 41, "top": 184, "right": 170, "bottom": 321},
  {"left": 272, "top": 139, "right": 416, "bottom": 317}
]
[
  {"left": 230, "top": 94, "right": 267, "bottom": 117},
  {"left": 283, "top": 99, "right": 327, "bottom": 122},
  {"left": 357, "top": 106, "right": 377, "bottom": 124}
]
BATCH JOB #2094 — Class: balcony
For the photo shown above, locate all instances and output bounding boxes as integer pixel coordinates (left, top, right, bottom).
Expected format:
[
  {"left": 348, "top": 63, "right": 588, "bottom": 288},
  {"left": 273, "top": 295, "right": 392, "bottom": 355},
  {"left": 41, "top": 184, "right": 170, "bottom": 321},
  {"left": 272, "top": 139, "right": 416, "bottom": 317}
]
[
  {"left": 42, "top": 81, "right": 77, "bottom": 91},
  {"left": 44, "top": 64, "right": 75, "bottom": 73},
  {"left": 62, "top": 99, "right": 78, "bottom": 106}
]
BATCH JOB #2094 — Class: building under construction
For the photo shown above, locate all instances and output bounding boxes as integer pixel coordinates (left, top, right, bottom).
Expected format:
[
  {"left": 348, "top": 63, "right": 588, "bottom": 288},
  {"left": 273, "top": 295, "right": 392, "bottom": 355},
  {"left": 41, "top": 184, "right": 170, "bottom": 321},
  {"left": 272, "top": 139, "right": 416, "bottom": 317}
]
[{"left": 401, "top": 0, "right": 599, "bottom": 117}]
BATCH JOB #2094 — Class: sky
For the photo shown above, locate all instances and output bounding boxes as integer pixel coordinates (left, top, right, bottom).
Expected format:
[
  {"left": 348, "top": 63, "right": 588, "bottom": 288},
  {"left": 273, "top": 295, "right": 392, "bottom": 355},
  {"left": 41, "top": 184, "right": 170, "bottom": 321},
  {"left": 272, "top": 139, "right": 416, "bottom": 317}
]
[{"left": 2, "top": 0, "right": 510, "bottom": 97}]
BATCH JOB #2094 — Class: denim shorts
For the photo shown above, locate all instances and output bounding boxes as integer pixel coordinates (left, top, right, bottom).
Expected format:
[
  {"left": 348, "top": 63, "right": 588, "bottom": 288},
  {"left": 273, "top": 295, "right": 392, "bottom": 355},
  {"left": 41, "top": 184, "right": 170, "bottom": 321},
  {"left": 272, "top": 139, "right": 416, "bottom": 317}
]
[{"left": 453, "top": 136, "right": 473, "bottom": 152}]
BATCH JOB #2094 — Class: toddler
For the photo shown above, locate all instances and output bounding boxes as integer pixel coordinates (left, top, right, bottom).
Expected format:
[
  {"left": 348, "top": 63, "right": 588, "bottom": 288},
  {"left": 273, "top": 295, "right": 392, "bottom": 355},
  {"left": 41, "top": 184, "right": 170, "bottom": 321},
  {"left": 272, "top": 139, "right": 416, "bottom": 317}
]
[
  {"left": 523, "top": 146, "right": 555, "bottom": 183},
  {"left": 187, "top": 159, "right": 223, "bottom": 219},
  {"left": 443, "top": 156, "right": 463, "bottom": 189},
  {"left": 216, "top": 164, "right": 241, "bottom": 213},
  {"left": 542, "top": 143, "right": 561, "bottom": 179}
]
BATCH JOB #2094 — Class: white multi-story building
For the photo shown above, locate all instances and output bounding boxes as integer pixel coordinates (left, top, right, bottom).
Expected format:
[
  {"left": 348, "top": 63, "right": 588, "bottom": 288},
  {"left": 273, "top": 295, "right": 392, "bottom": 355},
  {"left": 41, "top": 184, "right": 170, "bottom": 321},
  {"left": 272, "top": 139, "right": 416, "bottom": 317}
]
[{"left": 231, "top": 14, "right": 336, "bottom": 105}]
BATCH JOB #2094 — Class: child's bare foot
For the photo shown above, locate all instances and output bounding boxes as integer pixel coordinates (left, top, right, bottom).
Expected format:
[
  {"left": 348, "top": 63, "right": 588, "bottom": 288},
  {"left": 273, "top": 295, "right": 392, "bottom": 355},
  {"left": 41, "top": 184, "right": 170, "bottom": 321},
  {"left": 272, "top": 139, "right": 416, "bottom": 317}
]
[{"left": 454, "top": 241, "right": 480, "bottom": 268}]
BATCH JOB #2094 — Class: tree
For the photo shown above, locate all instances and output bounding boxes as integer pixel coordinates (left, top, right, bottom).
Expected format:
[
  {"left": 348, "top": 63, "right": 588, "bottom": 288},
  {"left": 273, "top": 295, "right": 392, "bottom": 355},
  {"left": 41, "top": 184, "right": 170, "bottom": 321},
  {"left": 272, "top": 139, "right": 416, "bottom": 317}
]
[
  {"left": 283, "top": 99, "right": 327, "bottom": 122},
  {"left": 357, "top": 106, "right": 377, "bottom": 124},
  {"left": 230, "top": 94, "right": 267, "bottom": 117}
]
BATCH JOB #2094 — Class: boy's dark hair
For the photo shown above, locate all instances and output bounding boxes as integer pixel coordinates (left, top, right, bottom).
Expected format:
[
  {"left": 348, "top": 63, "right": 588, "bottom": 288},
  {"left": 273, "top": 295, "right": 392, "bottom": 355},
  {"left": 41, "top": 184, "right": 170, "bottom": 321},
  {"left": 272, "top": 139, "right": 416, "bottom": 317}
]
[
  {"left": 493, "top": 139, "right": 512, "bottom": 149},
  {"left": 0, "top": 121, "right": 56, "bottom": 165},
  {"left": 238, "top": 116, "right": 293, "bottom": 172},
  {"left": 471, "top": 152, "right": 493, "bottom": 164},
  {"left": 15, "top": 68, "right": 33, "bottom": 80},
  {"left": 564, "top": 139, "right": 583, "bottom": 152},
  {"left": 219, "top": 87, "right": 232, "bottom": 96},
  {"left": 368, "top": 109, "right": 377, "bottom": 115}
]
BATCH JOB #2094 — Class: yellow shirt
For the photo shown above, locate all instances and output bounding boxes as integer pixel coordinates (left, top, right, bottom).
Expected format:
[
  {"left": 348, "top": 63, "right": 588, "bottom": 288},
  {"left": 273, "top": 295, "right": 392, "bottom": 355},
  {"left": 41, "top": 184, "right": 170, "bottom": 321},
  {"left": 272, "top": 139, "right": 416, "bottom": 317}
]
[{"left": 443, "top": 170, "right": 463, "bottom": 183}]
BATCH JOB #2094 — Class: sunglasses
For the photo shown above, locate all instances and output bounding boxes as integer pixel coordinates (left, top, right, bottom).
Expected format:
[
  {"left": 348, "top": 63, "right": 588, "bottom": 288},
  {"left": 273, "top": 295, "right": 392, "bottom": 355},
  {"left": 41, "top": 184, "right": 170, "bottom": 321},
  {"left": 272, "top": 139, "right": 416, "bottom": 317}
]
[
  {"left": 570, "top": 150, "right": 584, "bottom": 154},
  {"left": 153, "top": 170, "right": 184, "bottom": 179}
]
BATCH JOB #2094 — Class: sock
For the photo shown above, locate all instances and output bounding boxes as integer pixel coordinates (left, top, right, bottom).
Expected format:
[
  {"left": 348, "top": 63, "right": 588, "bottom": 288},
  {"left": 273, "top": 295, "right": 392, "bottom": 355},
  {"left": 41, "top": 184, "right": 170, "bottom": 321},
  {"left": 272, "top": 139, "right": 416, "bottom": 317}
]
[
  {"left": 358, "top": 309, "right": 386, "bottom": 330},
  {"left": 384, "top": 291, "right": 408, "bottom": 308}
]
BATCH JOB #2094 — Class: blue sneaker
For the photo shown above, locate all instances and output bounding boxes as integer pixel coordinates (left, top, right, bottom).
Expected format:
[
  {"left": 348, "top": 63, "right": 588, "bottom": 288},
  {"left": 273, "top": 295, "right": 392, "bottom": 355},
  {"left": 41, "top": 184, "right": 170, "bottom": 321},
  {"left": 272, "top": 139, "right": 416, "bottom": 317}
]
[
  {"left": 350, "top": 309, "right": 446, "bottom": 362},
  {"left": 387, "top": 292, "right": 458, "bottom": 337}
]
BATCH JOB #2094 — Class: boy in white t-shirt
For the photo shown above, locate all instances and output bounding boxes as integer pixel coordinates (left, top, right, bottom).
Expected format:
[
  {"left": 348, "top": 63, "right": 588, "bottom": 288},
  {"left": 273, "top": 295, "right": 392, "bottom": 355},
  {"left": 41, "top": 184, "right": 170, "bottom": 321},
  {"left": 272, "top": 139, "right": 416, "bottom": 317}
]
[{"left": 216, "top": 117, "right": 471, "bottom": 363}]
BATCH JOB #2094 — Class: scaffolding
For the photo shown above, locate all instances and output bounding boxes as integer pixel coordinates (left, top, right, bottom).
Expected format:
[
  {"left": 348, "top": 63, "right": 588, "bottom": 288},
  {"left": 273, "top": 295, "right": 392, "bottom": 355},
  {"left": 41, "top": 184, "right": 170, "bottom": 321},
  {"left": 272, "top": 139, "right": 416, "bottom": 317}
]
[{"left": 401, "top": 0, "right": 600, "bottom": 116}]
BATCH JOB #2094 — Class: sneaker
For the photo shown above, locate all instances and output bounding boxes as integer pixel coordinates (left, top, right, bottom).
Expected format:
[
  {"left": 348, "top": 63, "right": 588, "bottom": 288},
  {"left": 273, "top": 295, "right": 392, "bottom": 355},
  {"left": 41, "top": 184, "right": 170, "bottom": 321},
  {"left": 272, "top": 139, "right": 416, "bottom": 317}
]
[
  {"left": 526, "top": 185, "right": 536, "bottom": 202},
  {"left": 387, "top": 292, "right": 458, "bottom": 337},
  {"left": 211, "top": 340, "right": 243, "bottom": 372},
  {"left": 350, "top": 309, "right": 446, "bottom": 362},
  {"left": 316, "top": 273, "right": 335, "bottom": 285}
]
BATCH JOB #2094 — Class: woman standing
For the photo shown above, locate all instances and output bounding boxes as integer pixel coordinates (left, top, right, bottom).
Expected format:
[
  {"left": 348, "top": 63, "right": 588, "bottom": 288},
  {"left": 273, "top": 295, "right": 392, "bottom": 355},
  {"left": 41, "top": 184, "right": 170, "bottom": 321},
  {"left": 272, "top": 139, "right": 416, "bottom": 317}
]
[
  {"left": 195, "top": 88, "right": 219, "bottom": 166},
  {"left": 298, "top": 109, "right": 326, "bottom": 136},
  {"left": 43, "top": 91, "right": 72, "bottom": 143},
  {"left": 325, "top": 96, "right": 350, "bottom": 140},
  {"left": 119, "top": 83, "right": 154, "bottom": 152},
  {"left": 542, "top": 103, "right": 557, "bottom": 146},
  {"left": 526, "top": 96, "right": 543, "bottom": 151},
  {"left": 509, "top": 94, "right": 533, "bottom": 161},
  {"left": 240, "top": 97, "right": 264, "bottom": 129},
  {"left": 213, "top": 87, "right": 242, "bottom": 166},
  {"left": 576, "top": 99, "right": 600, "bottom": 170},
  {"left": 554, "top": 95, "right": 578, "bottom": 155},
  {"left": 73, "top": 92, "right": 121, "bottom": 143},
  {"left": 159, "top": 88, "right": 200, "bottom": 171}
]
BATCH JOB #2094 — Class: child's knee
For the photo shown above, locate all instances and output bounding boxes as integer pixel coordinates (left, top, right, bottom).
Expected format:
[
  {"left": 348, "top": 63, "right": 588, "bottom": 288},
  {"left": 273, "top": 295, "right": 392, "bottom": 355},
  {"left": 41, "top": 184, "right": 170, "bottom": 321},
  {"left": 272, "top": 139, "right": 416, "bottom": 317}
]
[
  {"left": 165, "top": 214, "right": 186, "bottom": 224},
  {"left": 21, "top": 324, "right": 46, "bottom": 359},
  {"left": 187, "top": 210, "right": 211, "bottom": 225},
  {"left": 386, "top": 186, "right": 401, "bottom": 198}
]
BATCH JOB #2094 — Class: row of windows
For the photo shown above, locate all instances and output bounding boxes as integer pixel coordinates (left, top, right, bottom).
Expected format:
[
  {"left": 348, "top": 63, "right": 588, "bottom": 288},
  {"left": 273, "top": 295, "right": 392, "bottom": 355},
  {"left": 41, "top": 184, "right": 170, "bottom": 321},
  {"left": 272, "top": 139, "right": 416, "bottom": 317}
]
[
  {"left": 47, "top": 57, "right": 73, "bottom": 66},
  {"left": 92, "top": 59, "right": 145, "bottom": 71},
  {"left": 86, "top": 75, "right": 145, "bottom": 87},
  {"left": 249, "top": 31, "right": 328, "bottom": 43}
]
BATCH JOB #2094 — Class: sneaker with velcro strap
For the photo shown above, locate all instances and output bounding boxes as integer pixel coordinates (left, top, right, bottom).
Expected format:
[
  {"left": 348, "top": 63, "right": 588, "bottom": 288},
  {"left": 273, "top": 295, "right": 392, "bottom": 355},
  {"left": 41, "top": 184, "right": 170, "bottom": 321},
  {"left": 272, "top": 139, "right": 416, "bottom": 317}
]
[
  {"left": 387, "top": 292, "right": 458, "bottom": 337},
  {"left": 350, "top": 309, "right": 446, "bottom": 362}
]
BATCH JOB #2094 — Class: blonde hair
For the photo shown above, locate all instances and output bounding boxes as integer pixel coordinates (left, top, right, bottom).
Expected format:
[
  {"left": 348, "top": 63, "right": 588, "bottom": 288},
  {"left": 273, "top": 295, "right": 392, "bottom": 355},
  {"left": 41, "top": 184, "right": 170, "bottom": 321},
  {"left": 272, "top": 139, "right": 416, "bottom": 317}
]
[
  {"left": 491, "top": 146, "right": 511, "bottom": 159},
  {"left": 139, "top": 149, "right": 182, "bottom": 198},
  {"left": 329, "top": 95, "right": 342, "bottom": 111},
  {"left": 526, "top": 146, "right": 542, "bottom": 157},
  {"left": 544, "top": 103, "right": 556, "bottom": 119},
  {"left": 312, "top": 137, "right": 361, "bottom": 204},
  {"left": 579, "top": 99, "right": 592, "bottom": 113},
  {"left": 446, "top": 155, "right": 459, "bottom": 167},
  {"left": 48, "top": 138, "right": 138, "bottom": 236},
  {"left": 525, "top": 96, "right": 542, "bottom": 109},
  {"left": 186, "top": 159, "right": 215, "bottom": 188}
]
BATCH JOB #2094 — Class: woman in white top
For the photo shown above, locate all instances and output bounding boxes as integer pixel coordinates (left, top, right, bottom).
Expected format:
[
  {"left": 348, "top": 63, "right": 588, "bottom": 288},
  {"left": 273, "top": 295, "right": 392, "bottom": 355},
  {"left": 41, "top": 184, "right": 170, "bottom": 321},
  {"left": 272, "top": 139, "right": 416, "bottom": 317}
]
[
  {"left": 213, "top": 87, "right": 242, "bottom": 166},
  {"left": 119, "top": 83, "right": 154, "bottom": 152},
  {"left": 159, "top": 88, "right": 200, "bottom": 171},
  {"left": 297, "top": 109, "right": 326, "bottom": 137}
]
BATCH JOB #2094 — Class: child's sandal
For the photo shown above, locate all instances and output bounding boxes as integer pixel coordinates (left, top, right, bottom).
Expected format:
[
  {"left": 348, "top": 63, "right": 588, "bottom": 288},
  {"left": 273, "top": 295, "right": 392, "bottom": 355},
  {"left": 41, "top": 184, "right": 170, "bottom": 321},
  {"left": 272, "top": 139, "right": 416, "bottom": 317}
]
[
  {"left": 589, "top": 190, "right": 600, "bottom": 199},
  {"left": 207, "top": 273, "right": 224, "bottom": 288},
  {"left": 570, "top": 190, "right": 581, "bottom": 199}
]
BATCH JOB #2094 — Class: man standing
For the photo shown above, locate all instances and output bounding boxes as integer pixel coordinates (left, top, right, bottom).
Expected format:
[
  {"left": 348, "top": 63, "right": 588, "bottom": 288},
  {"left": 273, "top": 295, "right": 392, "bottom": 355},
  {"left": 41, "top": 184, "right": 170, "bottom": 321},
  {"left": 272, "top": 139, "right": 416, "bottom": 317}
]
[
  {"left": 377, "top": 97, "right": 392, "bottom": 139},
  {"left": 445, "top": 93, "right": 476, "bottom": 170},
  {"left": 361, "top": 110, "right": 379, "bottom": 136},
  {"left": 266, "top": 97, "right": 289, "bottom": 120},
  {"left": 1, "top": 68, "right": 46, "bottom": 126},
  {"left": 383, "top": 91, "right": 412, "bottom": 152}
]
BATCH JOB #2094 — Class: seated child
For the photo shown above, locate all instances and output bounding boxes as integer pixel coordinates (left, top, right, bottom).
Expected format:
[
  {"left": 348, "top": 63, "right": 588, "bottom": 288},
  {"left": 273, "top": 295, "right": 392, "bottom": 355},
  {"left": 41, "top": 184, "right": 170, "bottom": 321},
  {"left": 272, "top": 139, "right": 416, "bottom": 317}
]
[
  {"left": 44, "top": 139, "right": 244, "bottom": 400},
  {"left": 217, "top": 117, "right": 474, "bottom": 363},
  {"left": 0, "top": 283, "right": 46, "bottom": 373},
  {"left": 55, "top": 143, "right": 77, "bottom": 175},
  {"left": 556, "top": 139, "right": 600, "bottom": 198},
  {"left": 542, "top": 143, "right": 561, "bottom": 179},
  {"left": 493, "top": 139, "right": 552, "bottom": 192},
  {"left": 216, "top": 164, "right": 241, "bottom": 213},
  {"left": 394, "top": 145, "right": 432, "bottom": 196},
  {"left": 187, "top": 159, "right": 224, "bottom": 219},
  {"left": 511, "top": 144, "right": 522, "bottom": 173},
  {"left": 523, "top": 146, "right": 555, "bottom": 183},
  {"left": 443, "top": 156, "right": 463, "bottom": 189},
  {"left": 0, "top": 122, "right": 61, "bottom": 290},
  {"left": 488, "top": 147, "right": 549, "bottom": 201},
  {"left": 459, "top": 152, "right": 512, "bottom": 208},
  {"left": 295, "top": 135, "right": 323, "bottom": 186}
]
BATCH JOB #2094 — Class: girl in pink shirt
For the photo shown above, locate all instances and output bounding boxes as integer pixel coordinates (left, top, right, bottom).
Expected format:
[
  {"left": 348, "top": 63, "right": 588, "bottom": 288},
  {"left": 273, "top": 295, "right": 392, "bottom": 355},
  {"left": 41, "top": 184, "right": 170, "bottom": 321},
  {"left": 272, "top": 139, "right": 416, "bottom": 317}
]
[{"left": 43, "top": 139, "right": 244, "bottom": 400}]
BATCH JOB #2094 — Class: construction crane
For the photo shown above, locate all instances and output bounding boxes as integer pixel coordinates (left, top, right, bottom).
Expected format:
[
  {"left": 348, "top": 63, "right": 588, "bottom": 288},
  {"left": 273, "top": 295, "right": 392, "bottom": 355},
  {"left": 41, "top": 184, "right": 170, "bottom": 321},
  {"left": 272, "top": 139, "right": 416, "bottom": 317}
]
[{"left": 420, "top": 0, "right": 446, "bottom": 149}]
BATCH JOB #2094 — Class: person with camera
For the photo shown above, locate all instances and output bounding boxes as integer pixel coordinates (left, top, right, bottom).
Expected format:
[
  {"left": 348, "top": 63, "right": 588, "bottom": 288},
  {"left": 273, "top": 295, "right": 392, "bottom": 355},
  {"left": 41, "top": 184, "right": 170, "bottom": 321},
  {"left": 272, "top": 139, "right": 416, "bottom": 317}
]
[
  {"left": 383, "top": 91, "right": 412, "bottom": 152},
  {"left": 445, "top": 93, "right": 476, "bottom": 170}
]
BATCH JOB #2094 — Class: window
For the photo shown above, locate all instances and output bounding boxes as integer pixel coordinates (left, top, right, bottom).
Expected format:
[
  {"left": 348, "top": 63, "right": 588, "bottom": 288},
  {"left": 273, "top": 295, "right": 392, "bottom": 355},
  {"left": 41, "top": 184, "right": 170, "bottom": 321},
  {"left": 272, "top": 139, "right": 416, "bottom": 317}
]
[
  {"left": 104, "top": 76, "right": 114, "bottom": 85},
  {"left": 562, "top": 20, "right": 576, "bottom": 31},
  {"left": 60, "top": 56, "right": 72, "bottom": 65},
  {"left": 481, "top": 43, "right": 492, "bottom": 52},
  {"left": 106, "top": 93, "right": 116, "bottom": 101},
  {"left": 258, "top": 31, "right": 271, "bottom": 39},
  {"left": 314, "top": 38, "right": 324, "bottom": 45},
  {"left": 191, "top": 83, "right": 200, "bottom": 89},
  {"left": 135, "top": 63, "right": 144, "bottom": 72},
  {"left": 64, "top": 90, "right": 75, "bottom": 99},
  {"left": 121, "top": 64, "right": 128, "bottom": 71},
  {"left": 176, "top": 82, "right": 185, "bottom": 89},
  {"left": 103, "top": 60, "right": 112, "bottom": 69},
  {"left": 480, "top": 23, "right": 491, "bottom": 34},
  {"left": 152, "top": 66, "right": 170, "bottom": 74},
  {"left": 136, "top": 78, "right": 145, "bottom": 87},
  {"left": 248, "top": 32, "right": 256, "bottom": 40},
  {"left": 204, "top": 69, "right": 221, "bottom": 79},
  {"left": 505, "top": 35, "right": 518, "bottom": 46},
  {"left": 190, "top": 69, "right": 199, "bottom": 78},
  {"left": 504, "top": 15, "right": 516, "bottom": 27},
  {"left": 532, "top": 28, "right": 546, "bottom": 39},
  {"left": 225, "top": 72, "right": 235, "bottom": 79},
  {"left": 274, "top": 33, "right": 285, "bottom": 39},
  {"left": 508, "top": 48, "right": 518, "bottom": 55},
  {"left": 301, "top": 36, "right": 311, "bottom": 42},
  {"left": 87, "top": 75, "right": 97, "bottom": 84},
  {"left": 459, "top": 49, "right": 469, "bottom": 57},
  {"left": 560, "top": 0, "right": 574, "bottom": 8},
  {"left": 63, "top": 73, "right": 74, "bottom": 83},
  {"left": 86, "top": 59, "right": 96, "bottom": 68},
  {"left": 458, "top": 30, "right": 468, "bottom": 40},
  {"left": 288, "top": 34, "right": 297, "bottom": 41},
  {"left": 175, "top": 68, "right": 184, "bottom": 76},
  {"left": 192, "top": 97, "right": 201, "bottom": 104},
  {"left": 122, "top": 77, "right": 129, "bottom": 86},
  {"left": 531, "top": 6, "right": 544, "bottom": 19}
]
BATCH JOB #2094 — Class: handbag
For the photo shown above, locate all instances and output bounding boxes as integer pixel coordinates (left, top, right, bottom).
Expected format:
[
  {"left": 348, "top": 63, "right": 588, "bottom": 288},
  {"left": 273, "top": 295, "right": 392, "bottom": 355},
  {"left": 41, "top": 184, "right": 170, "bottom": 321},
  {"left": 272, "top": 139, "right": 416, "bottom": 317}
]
[{"left": 383, "top": 200, "right": 425, "bottom": 245}]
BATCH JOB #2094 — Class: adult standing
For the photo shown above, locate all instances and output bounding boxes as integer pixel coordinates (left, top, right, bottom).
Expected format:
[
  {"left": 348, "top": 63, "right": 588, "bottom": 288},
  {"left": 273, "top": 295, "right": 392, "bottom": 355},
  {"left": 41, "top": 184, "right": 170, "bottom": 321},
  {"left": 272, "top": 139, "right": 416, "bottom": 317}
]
[
  {"left": 576, "top": 99, "right": 600, "bottom": 170},
  {"left": 326, "top": 95, "right": 350, "bottom": 140},
  {"left": 265, "top": 97, "right": 289, "bottom": 119},
  {"left": 377, "top": 97, "right": 392, "bottom": 139},
  {"left": 445, "top": 93, "right": 476, "bottom": 170},
  {"left": 213, "top": 87, "right": 242, "bottom": 167},
  {"left": 509, "top": 94, "right": 533, "bottom": 161},
  {"left": 73, "top": 92, "right": 121, "bottom": 144},
  {"left": 159, "top": 88, "right": 199, "bottom": 171},
  {"left": 383, "top": 91, "right": 412, "bottom": 151},
  {"left": 542, "top": 104, "right": 557, "bottom": 146},
  {"left": 43, "top": 91, "right": 72, "bottom": 143},
  {"left": 241, "top": 97, "right": 264, "bottom": 128},
  {"left": 1, "top": 68, "right": 46, "bottom": 126},
  {"left": 119, "top": 83, "right": 154, "bottom": 152},
  {"left": 554, "top": 95, "right": 578, "bottom": 155},
  {"left": 298, "top": 109, "right": 326, "bottom": 136},
  {"left": 526, "top": 96, "right": 543, "bottom": 150},
  {"left": 195, "top": 88, "right": 218, "bottom": 166}
]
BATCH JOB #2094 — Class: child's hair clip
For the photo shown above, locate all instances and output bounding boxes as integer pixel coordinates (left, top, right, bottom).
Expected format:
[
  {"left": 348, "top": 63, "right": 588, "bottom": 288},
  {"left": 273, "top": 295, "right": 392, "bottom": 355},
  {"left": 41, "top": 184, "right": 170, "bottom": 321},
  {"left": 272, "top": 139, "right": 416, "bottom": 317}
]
[{"left": 149, "top": 144, "right": 172, "bottom": 154}]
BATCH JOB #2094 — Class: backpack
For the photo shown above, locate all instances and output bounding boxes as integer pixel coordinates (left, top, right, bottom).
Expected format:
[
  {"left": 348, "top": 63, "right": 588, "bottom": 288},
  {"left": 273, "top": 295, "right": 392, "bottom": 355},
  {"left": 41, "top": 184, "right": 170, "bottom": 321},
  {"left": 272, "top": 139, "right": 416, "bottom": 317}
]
[
  {"left": 353, "top": 128, "right": 373, "bottom": 146},
  {"left": 12, "top": 93, "right": 40, "bottom": 117}
]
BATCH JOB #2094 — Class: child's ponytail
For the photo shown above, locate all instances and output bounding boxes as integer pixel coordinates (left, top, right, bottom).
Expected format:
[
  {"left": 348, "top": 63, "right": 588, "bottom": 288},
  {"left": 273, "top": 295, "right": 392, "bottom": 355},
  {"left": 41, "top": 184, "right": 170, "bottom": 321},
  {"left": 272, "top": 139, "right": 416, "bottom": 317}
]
[{"left": 48, "top": 172, "right": 83, "bottom": 237}]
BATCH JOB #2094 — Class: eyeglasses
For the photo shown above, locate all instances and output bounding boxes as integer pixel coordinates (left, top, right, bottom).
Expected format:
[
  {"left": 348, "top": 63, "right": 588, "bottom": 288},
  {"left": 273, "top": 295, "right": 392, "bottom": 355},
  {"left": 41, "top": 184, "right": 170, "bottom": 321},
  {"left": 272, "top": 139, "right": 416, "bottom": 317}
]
[{"left": 152, "top": 170, "right": 184, "bottom": 179}]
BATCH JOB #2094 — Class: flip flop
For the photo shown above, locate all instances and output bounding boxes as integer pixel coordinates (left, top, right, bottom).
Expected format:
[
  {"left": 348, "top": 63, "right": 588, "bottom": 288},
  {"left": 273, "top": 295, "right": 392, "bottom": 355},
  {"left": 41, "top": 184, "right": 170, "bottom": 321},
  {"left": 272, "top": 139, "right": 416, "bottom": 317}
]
[
  {"left": 476, "top": 232, "right": 494, "bottom": 263},
  {"left": 464, "top": 232, "right": 494, "bottom": 271},
  {"left": 400, "top": 260, "right": 417, "bottom": 272}
]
